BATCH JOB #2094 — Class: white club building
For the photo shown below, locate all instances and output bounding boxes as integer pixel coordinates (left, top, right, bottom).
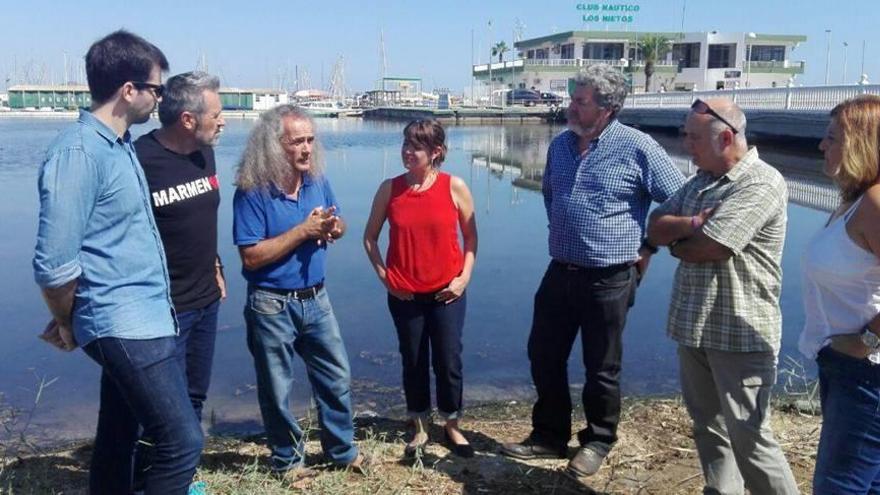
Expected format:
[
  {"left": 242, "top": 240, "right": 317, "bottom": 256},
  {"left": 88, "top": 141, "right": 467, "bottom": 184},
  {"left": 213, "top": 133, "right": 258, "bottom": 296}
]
[{"left": 473, "top": 30, "right": 806, "bottom": 96}]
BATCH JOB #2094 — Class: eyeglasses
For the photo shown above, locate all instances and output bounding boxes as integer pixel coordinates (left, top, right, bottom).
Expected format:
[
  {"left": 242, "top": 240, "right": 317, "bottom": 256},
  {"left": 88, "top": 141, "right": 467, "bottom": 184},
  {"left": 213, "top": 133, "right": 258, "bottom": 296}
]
[
  {"left": 691, "top": 99, "right": 738, "bottom": 134},
  {"left": 131, "top": 82, "right": 164, "bottom": 98}
]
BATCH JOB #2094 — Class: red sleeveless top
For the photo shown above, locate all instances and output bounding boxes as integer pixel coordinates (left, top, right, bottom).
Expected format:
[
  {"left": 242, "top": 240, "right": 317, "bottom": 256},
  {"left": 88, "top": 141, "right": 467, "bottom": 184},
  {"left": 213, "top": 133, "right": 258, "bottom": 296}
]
[{"left": 385, "top": 172, "right": 464, "bottom": 293}]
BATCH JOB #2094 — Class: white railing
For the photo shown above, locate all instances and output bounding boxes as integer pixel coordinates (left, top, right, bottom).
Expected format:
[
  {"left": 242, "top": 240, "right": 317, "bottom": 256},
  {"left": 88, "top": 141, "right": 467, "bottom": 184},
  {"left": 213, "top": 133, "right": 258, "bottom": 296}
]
[
  {"left": 473, "top": 59, "right": 526, "bottom": 73},
  {"left": 474, "top": 58, "right": 631, "bottom": 72},
  {"left": 626, "top": 84, "right": 880, "bottom": 111}
]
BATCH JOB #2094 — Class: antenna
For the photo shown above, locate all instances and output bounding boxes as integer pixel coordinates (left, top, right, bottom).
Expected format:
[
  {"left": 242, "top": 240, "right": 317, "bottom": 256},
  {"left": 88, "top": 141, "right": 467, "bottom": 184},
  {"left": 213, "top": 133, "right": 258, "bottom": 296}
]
[
  {"left": 378, "top": 28, "right": 388, "bottom": 89},
  {"left": 328, "top": 55, "right": 346, "bottom": 100}
]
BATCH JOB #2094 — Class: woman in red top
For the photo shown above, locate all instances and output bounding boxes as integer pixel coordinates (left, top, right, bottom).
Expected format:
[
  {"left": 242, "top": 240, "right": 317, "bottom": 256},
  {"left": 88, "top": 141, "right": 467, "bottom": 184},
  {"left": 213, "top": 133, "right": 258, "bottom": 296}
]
[{"left": 364, "top": 119, "right": 477, "bottom": 458}]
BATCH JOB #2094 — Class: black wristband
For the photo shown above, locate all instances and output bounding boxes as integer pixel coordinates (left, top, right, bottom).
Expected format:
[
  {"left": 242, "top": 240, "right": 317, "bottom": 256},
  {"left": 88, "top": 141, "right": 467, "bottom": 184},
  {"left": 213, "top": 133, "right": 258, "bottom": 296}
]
[{"left": 640, "top": 238, "right": 659, "bottom": 254}]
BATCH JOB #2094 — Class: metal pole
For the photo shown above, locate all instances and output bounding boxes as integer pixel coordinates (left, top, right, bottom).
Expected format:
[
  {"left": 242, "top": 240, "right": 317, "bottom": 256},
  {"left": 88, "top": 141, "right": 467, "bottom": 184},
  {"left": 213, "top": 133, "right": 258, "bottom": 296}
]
[
  {"left": 488, "top": 20, "right": 493, "bottom": 107},
  {"left": 842, "top": 42, "right": 849, "bottom": 84},
  {"left": 471, "top": 29, "right": 475, "bottom": 105},
  {"left": 746, "top": 44, "right": 751, "bottom": 87},
  {"left": 861, "top": 40, "right": 867, "bottom": 79},
  {"left": 824, "top": 29, "right": 832, "bottom": 85}
]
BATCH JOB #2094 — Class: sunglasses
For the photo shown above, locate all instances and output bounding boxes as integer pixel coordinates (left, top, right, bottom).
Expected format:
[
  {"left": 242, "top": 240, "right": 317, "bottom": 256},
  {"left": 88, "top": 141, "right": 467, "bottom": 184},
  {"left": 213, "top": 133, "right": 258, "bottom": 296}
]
[
  {"left": 691, "top": 99, "right": 738, "bottom": 134},
  {"left": 131, "top": 81, "right": 164, "bottom": 98}
]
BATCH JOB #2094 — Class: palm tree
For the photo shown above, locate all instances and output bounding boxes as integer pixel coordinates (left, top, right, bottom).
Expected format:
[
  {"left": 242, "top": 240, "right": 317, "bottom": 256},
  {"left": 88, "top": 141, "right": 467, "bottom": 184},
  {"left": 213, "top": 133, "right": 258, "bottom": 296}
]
[
  {"left": 492, "top": 41, "right": 509, "bottom": 63},
  {"left": 638, "top": 34, "right": 672, "bottom": 93}
]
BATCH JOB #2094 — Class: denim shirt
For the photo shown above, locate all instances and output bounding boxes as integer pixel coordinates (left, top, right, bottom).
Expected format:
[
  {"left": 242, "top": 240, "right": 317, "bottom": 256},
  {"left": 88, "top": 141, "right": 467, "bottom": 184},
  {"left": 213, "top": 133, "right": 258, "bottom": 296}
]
[
  {"left": 543, "top": 121, "right": 685, "bottom": 268},
  {"left": 33, "top": 110, "right": 176, "bottom": 346}
]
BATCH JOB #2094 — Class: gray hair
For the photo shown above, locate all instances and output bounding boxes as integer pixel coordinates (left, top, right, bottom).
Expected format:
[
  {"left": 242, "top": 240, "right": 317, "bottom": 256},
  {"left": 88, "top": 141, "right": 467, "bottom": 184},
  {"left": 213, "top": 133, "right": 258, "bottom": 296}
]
[
  {"left": 573, "top": 64, "right": 628, "bottom": 116},
  {"left": 158, "top": 71, "right": 220, "bottom": 126},
  {"left": 708, "top": 104, "right": 748, "bottom": 145},
  {"left": 235, "top": 104, "right": 324, "bottom": 191}
]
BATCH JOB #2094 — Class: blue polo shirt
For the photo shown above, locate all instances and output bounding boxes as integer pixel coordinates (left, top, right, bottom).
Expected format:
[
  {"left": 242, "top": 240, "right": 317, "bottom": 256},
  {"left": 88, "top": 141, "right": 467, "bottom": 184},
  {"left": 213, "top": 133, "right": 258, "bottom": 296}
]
[
  {"left": 232, "top": 175, "right": 339, "bottom": 289},
  {"left": 33, "top": 110, "right": 176, "bottom": 346}
]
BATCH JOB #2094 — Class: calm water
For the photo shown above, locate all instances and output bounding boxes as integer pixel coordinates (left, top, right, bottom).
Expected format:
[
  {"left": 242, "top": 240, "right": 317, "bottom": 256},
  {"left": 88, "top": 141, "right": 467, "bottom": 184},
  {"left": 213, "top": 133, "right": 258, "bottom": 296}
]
[{"left": 0, "top": 117, "right": 835, "bottom": 443}]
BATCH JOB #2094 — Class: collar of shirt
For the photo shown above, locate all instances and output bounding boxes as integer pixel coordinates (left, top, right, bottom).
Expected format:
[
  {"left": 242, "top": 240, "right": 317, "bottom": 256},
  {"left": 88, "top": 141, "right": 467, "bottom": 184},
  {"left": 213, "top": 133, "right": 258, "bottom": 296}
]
[
  {"left": 268, "top": 174, "right": 315, "bottom": 199},
  {"left": 78, "top": 109, "right": 131, "bottom": 145},
  {"left": 694, "top": 146, "right": 760, "bottom": 193},
  {"left": 564, "top": 119, "right": 622, "bottom": 157}
]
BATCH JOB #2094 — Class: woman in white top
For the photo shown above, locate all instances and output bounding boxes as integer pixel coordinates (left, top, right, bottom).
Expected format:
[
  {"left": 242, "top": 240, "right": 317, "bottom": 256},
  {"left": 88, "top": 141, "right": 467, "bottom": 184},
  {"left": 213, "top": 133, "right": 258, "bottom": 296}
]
[{"left": 799, "top": 95, "right": 880, "bottom": 494}]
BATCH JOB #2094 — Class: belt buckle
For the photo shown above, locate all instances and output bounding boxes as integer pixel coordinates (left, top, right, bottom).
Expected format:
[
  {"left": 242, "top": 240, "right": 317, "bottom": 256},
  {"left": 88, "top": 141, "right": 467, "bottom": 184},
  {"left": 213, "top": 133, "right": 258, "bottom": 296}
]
[{"left": 565, "top": 263, "right": 581, "bottom": 271}]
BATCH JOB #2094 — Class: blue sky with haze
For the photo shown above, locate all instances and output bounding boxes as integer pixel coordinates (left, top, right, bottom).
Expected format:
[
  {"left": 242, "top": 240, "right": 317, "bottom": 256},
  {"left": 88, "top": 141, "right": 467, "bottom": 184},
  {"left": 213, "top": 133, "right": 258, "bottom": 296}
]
[{"left": 1, "top": 0, "right": 877, "bottom": 93}]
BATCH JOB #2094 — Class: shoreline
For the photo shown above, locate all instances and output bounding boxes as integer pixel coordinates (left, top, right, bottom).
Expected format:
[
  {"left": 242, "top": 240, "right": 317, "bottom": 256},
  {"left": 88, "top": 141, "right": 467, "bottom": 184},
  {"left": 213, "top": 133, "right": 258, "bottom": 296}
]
[{"left": 1, "top": 396, "right": 821, "bottom": 494}]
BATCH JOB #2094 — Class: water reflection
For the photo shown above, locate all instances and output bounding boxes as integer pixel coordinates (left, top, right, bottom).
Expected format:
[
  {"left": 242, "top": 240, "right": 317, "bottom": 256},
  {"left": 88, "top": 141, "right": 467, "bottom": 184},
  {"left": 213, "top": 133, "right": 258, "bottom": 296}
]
[
  {"left": 0, "top": 118, "right": 833, "bottom": 445},
  {"left": 467, "top": 125, "right": 839, "bottom": 213}
]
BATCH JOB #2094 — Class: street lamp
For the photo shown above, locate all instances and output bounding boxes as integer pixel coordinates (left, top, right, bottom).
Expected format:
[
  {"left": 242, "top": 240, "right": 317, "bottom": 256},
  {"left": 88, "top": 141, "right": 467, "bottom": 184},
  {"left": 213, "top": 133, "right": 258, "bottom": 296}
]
[
  {"left": 824, "top": 29, "right": 832, "bottom": 85},
  {"left": 746, "top": 32, "right": 756, "bottom": 88}
]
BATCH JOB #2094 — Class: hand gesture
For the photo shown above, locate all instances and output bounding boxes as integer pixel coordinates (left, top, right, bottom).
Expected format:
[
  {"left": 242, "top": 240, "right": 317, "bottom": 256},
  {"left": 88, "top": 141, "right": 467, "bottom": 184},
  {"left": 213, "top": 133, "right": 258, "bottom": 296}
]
[
  {"left": 435, "top": 275, "right": 467, "bottom": 304},
  {"left": 39, "top": 319, "right": 76, "bottom": 352}
]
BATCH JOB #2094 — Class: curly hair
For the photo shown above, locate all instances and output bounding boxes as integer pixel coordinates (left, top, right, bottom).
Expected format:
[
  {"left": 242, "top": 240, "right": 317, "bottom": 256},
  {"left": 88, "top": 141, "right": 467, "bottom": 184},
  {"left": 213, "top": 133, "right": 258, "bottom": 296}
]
[{"left": 235, "top": 104, "right": 324, "bottom": 191}]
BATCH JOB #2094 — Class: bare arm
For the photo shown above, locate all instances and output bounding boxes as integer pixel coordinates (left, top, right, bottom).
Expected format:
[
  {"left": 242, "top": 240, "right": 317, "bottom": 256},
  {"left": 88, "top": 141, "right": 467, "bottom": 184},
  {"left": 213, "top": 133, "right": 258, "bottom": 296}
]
[
  {"left": 39, "top": 280, "right": 77, "bottom": 351},
  {"left": 239, "top": 206, "right": 335, "bottom": 271},
  {"left": 831, "top": 186, "right": 880, "bottom": 357},
  {"left": 362, "top": 180, "right": 412, "bottom": 299},
  {"left": 437, "top": 176, "right": 478, "bottom": 303},
  {"left": 647, "top": 206, "right": 717, "bottom": 246},
  {"left": 669, "top": 230, "right": 734, "bottom": 263}
]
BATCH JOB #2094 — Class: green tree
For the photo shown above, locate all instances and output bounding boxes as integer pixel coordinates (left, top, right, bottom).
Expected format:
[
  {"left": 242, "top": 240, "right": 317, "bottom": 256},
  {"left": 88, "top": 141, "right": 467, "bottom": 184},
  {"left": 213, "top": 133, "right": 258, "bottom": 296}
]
[
  {"left": 492, "top": 41, "right": 509, "bottom": 63},
  {"left": 638, "top": 34, "right": 672, "bottom": 93}
]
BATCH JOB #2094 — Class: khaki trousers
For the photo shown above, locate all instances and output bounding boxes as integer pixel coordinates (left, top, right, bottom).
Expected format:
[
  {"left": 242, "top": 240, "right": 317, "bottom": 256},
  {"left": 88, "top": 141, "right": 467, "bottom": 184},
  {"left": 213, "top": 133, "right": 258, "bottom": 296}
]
[{"left": 678, "top": 345, "right": 800, "bottom": 495}]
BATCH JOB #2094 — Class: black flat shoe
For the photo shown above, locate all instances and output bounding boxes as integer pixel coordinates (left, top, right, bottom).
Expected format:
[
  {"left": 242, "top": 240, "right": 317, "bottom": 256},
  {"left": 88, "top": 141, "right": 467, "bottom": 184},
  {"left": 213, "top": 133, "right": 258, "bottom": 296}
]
[
  {"left": 444, "top": 429, "right": 475, "bottom": 458},
  {"left": 403, "top": 432, "right": 429, "bottom": 458}
]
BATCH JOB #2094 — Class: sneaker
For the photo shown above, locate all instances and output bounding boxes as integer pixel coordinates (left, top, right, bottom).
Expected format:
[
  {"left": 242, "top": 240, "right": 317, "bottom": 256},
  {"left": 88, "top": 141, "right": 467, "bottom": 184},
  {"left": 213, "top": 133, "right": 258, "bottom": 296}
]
[
  {"left": 187, "top": 481, "right": 207, "bottom": 495},
  {"left": 566, "top": 447, "right": 605, "bottom": 477},
  {"left": 500, "top": 439, "right": 566, "bottom": 460}
]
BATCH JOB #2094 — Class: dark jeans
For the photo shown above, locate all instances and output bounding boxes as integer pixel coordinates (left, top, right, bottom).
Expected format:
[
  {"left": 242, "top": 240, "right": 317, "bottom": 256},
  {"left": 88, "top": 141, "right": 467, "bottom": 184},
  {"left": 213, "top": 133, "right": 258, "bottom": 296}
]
[
  {"left": 527, "top": 261, "right": 637, "bottom": 457},
  {"left": 175, "top": 299, "right": 221, "bottom": 420},
  {"left": 814, "top": 346, "right": 880, "bottom": 494},
  {"left": 387, "top": 291, "right": 466, "bottom": 419},
  {"left": 83, "top": 336, "right": 204, "bottom": 495}
]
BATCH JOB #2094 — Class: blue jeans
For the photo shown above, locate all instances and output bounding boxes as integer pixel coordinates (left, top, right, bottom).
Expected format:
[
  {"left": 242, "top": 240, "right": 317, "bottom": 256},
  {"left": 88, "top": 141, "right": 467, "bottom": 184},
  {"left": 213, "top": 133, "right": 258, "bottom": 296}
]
[
  {"left": 244, "top": 285, "right": 358, "bottom": 470},
  {"left": 814, "top": 346, "right": 880, "bottom": 494},
  {"left": 387, "top": 291, "right": 466, "bottom": 419},
  {"left": 83, "top": 336, "right": 204, "bottom": 495},
  {"left": 175, "top": 299, "right": 221, "bottom": 420}
]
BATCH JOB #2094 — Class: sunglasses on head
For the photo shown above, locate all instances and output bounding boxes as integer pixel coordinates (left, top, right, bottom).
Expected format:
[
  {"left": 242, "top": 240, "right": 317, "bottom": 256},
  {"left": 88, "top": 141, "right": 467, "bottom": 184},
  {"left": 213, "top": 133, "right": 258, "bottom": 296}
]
[
  {"left": 691, "top": 99, "right": 738, "bottom": 134},
  {"left": 131, "top": 81, "right": 164, "bottom": 98}
]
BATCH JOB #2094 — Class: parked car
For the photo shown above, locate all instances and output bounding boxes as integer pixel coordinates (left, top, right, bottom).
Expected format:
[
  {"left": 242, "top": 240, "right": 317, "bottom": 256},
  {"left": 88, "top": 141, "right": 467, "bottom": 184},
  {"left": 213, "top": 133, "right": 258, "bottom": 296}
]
[
  {"left": 506, "top": 89, "right": 542, "bottom": 106},
  {"left": 540, "top": 92, "right": 564, "bottom": 106}
]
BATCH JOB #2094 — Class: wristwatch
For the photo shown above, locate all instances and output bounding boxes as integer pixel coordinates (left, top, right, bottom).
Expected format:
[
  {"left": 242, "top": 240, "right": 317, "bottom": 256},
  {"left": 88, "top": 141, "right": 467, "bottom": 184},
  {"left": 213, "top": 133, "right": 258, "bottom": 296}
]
[
  {"left": 860, "top": 325, "right": 880, "bottom": 352},
  {"left": 640, "top": 238, "right": 659, "bottom": 255}
]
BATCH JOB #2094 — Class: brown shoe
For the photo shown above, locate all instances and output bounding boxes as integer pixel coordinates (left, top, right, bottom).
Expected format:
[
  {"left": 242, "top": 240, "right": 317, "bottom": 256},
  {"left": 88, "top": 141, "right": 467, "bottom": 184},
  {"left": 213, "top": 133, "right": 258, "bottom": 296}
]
[
  {"left": 566, "top": 447, "right": 604, "bottom": 477},
  {"left": 500, "top": 439, "right": 566, "bottom": 460},
  {"left": 341, "top": 452, "right": 370, "bottom": 475}
]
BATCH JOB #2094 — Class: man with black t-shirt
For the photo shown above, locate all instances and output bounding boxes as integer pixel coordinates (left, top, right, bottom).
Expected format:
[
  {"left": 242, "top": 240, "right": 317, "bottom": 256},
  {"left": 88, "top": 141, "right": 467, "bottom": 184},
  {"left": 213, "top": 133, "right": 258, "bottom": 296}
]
[{"left": 135, "top": 71, "right": 226, "bottom": 420}]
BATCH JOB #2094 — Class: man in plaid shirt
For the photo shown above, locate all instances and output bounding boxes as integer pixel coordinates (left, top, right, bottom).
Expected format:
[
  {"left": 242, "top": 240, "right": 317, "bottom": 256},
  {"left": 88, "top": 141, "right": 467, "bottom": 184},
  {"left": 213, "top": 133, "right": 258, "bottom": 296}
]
[
  {"left": 647, "top": 98, "right": 798, "bottom": 494},
  {"left": 501, "top": 64, "right": 684, "bottom": 479}
]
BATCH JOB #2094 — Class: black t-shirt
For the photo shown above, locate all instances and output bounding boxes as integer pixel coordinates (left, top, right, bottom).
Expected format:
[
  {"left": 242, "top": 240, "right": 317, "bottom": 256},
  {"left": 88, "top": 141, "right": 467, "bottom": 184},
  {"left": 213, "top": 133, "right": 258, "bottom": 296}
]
[{"left": 135, "top": 131, "right": 221, "bottom": 312}]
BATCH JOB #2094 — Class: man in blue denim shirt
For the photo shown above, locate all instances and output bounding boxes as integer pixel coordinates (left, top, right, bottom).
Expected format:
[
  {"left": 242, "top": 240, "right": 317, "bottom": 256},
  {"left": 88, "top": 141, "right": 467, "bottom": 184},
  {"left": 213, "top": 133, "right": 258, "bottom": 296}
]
[
  {"left": 233, "top": 105, "right": 364, "bottom": 473},
  {"left": 32, "top": 30, "right": 203, "bottom": 495},
  {"left": 501, "top": 65, "right": 684, "bottom": 480}
]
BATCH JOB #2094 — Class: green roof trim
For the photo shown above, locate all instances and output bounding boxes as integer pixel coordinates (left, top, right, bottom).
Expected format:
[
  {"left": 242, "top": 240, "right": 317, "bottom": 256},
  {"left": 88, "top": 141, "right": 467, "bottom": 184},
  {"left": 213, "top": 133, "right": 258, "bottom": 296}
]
[
  {"left": 753, "top": 34, "right": 807, "bottom": 43},
  {"left": 515, "top": 31, "right": 685, "bottom": 49}
]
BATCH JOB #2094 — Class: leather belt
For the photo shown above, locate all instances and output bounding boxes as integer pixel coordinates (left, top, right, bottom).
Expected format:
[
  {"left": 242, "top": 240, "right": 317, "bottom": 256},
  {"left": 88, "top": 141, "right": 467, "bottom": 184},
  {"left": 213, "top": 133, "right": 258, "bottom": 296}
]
[{"left": 256, "top": 282, "right": 324, "bottom": 300}]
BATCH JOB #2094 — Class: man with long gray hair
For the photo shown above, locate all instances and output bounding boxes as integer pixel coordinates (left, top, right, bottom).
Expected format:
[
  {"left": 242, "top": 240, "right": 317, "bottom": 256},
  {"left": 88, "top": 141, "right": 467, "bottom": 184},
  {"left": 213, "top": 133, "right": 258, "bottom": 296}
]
[
  {"left": 501, "top": 64, "right": 684, "bottom": 480},
  {"left": 232, "top": 105, "right": 364, "bottom": 473}
]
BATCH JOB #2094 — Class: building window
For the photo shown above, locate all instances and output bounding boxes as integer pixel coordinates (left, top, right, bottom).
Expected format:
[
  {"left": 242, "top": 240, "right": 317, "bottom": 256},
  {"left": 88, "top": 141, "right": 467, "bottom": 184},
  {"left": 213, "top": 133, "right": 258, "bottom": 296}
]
[
  {"left": 672, "top": 43, "right": 701, "bottom": 68},
  {"left": 527, "top": 49, "right": 535, "bottom": 59},
  {"left": 535, "top": 48, "right": 549, "bottom": 59},
  {"left": 560, "top": 43, "right": 575, "bottom": 59},
  {"left": 708, "top": 44, "right": 736, "bottom": 69},
  {"left": 749, "top": 45, "right": 785, "bottom": 62},
  {"left": 582, "top": 43, "right": 624, "bottom": 61}
]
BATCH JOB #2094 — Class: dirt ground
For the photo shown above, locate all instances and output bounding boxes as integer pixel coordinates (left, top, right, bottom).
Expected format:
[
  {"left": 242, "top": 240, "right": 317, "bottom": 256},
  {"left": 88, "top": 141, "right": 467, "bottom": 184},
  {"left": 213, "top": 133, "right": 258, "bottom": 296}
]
[{"left": 0, "top": 398, "right": 821, "bottom": 494}]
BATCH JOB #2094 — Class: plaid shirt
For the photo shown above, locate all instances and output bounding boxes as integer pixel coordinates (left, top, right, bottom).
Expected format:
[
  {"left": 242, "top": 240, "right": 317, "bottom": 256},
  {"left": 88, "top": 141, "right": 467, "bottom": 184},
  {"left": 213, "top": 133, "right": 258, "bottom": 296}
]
[
  {"left": 544, "top": 120, "right": 684, "bottom": 268},
  {"left": 654, "top": 148, "right": 787, "bottom": 353}
]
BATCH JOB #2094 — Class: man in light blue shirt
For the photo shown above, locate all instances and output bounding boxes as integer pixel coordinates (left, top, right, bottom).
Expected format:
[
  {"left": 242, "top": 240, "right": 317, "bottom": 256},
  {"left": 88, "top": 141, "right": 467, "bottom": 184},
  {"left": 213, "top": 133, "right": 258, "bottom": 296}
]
[{"left": 32, "top": 30, "right": 203, "bottom": 495}]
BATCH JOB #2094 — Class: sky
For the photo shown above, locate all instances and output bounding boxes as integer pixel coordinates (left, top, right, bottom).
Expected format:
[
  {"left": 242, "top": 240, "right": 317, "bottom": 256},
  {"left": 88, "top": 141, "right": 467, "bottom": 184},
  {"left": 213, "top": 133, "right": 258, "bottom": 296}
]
[{"left": 1, "top": 0, "right": 878, "bottom": 94}]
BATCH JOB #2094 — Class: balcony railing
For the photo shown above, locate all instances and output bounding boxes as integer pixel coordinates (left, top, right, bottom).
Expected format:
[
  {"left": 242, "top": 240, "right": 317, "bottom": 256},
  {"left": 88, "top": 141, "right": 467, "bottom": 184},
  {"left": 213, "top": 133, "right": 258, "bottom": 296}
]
[{"left": 626, "top": 84, "right": 880, "bottom": 111}]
